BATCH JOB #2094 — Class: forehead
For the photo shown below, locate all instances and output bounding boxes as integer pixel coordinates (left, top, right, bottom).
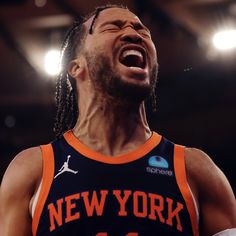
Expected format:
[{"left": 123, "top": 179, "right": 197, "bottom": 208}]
[
  {"left": 84, "top": 8, "right": 143, "bottom": 31},
  {"left": 97, "top": 8, "right": 141, "bottom": 24}
]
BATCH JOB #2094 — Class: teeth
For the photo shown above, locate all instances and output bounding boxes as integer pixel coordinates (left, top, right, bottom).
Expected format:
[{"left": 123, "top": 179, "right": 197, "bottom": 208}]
[{"left": 121, "top": 50, "right": 143, "bottom": 61}]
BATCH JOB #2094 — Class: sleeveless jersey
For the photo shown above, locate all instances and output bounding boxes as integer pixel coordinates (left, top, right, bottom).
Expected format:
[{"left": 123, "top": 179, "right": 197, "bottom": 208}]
[{"left": 32, "top": 131, "right": 199, "bottom": 236}]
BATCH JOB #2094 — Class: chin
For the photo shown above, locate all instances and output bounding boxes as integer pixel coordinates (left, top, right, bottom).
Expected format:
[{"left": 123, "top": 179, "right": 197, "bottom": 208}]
[
  {"left": 106, "top": 75, "right": 152, "bottom": 104},
  {"left": 120, "top": 75, "right": 150, "bottom": 87}
]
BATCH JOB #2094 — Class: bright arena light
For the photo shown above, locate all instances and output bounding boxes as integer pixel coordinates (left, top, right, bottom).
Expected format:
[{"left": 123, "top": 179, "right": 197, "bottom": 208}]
[
  {"left": 44, "top": 49, "right": 61, "bottom": 76},
  {"left": 213, "top": 29, "right": 236, "bottom": 50}
]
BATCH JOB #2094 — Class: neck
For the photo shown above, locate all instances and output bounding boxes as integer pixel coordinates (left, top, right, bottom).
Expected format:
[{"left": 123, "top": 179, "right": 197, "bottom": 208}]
[{"left": 73, "top": 94, "right": 152, "bottom": 156}]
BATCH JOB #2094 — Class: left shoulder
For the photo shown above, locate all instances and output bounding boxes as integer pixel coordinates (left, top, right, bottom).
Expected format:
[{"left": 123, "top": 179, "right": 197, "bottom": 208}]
[
  {"left": 184, "top": 147, "right": 236, "bottom": 235},
  {"left": 184, "top": 147, "right": 232, "bottom": 197},
  {"left": 184, "top": 147, "right": 222, "bottom": 188}
]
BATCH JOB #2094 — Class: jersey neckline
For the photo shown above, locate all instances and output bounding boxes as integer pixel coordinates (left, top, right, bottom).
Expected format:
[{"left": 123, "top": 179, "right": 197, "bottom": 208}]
[{"left": 63, "top": 130, "right": 162, "bottom": 164}]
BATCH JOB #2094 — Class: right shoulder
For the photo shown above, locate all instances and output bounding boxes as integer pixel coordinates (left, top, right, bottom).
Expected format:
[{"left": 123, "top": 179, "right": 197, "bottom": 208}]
[
  {"left": 0, "top": 146, "right": 43, "bottom": 203},
  {"left": 0, "top": 146, "right": 44, "bottom": 235}
]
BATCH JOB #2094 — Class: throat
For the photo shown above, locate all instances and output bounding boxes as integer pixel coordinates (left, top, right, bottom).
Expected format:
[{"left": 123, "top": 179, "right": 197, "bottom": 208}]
[
  {"left": 73, "top": 103, "right": 151, "bottom": 157},
  {"left": 73, "top": 129, "right": 152, "bottom": 157}
]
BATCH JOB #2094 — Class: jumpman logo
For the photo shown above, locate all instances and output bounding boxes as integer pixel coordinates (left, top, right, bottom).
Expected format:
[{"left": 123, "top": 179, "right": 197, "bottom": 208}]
[{"left": 54, "top": 155, "right": 78, "bottom": 179}]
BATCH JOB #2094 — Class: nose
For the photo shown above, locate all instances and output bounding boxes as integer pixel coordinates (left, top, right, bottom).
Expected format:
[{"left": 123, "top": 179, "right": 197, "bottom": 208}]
[{"left": 120, "top": 27, "right": 142, "bottom": 44}]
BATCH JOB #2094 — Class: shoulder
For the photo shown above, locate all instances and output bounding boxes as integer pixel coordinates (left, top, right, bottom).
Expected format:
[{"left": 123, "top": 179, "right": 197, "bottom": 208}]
[
  {"left": 184, "top": 147, "right": 234, "bottom": 200},
  {"left": 0, "top": 147, "right": 42, "bottom": 236},
  {"left": 0, "top": 146, "right": 43, "bottom": 202},
  {"left": 184, "top": 147, "right": 217, "bottom": 187},
  {"left": 0, "top": 146, "right": 44, "bottom": 235},
  {"left": 184, "top": 147, "right": 231, "bottom": 197}
]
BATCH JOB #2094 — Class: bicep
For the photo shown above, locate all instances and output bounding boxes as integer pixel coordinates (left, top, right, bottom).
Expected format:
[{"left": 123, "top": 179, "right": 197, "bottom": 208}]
[
  {"left": 0, "top": 195, "right": 32, "bottom": 236},
  {"left": 185, "top": 148, "right": 236, "bottom": 236},
  {"left": 199, "top": 165, "right": 236, "bottom": 236}
]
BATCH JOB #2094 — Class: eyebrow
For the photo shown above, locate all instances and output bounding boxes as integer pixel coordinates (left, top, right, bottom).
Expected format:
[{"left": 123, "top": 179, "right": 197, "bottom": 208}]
[{"left": 98, "top": 19, "right": 151, "bottom": 33}]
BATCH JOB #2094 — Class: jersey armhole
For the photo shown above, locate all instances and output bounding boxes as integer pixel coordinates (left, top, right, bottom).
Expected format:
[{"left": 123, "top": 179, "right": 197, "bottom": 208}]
[
  {"left": 174, "top": 144, "right": 199, "bottom": 236},
  {"left": 32, "top": 144, "right": 55, "bottom": 236}
]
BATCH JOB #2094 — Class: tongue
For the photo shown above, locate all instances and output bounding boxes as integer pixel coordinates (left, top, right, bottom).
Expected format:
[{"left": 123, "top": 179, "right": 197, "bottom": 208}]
[{"left": 121, "top": 54, "right": 143, "bottom": 68}]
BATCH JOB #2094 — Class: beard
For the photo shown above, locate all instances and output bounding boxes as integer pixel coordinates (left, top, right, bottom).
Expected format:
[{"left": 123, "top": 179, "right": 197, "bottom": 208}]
[{"left": 84, "top": 50, "right": 158, "bottom": 105}]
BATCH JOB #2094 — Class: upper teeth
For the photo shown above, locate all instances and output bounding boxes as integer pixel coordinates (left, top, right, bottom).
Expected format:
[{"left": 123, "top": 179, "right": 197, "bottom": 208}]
[{"left": 121, "top": 50, "right": 143, "bottom": 61}]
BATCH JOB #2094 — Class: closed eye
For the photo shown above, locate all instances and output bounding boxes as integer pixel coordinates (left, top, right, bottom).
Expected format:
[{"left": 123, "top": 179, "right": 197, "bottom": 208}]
[
  {"left": 133, "top": 23, "right": 151, "bottom": 38},
  {"left": 100, "top": 20, "right": 124, "bottom": 32},
  {"left": 101, "top": 24, "right": 121, "bottom": 32},
  {"left": 137, "top": 29, "right": 151, "bottom": 38},
  {"left": 99, "top": 20, "right": 151, "bottom": 37}
]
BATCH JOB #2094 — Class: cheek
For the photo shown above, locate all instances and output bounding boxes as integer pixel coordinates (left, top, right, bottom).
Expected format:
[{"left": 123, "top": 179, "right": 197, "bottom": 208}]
[
  {"left": 84, "top": 34, "right": 121, "bottom": 67},
  {"left": 149, "top": 42, "right": 157, "bottom": 61},
  {"left": 86, "top": 34, "right": 113, "bottom": 49},
  {"left": 145, "top": 46, "right": 157, "bottom": 70}
]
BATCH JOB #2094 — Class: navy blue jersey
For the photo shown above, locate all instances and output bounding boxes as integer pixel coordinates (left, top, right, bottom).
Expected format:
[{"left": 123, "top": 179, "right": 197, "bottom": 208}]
[{"left": 32, "top": 131, "right": 198, "bottom": 236}]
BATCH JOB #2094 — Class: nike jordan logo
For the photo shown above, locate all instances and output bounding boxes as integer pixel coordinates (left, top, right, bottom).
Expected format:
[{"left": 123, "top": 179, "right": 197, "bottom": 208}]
[{"left": 54, "top": 155, "right": 78, "bottom": 179}]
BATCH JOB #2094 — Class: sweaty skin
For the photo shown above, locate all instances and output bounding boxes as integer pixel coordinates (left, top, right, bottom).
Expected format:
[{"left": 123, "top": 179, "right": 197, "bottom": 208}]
[{"left": 0, "top": 8, "right": 236, "bottom": 236}]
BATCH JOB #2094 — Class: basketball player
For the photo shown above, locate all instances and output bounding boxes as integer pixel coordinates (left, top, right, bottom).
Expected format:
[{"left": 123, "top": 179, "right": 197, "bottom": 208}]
[{"left": 0, "top": 5, "right": 236, "bottom": 236}]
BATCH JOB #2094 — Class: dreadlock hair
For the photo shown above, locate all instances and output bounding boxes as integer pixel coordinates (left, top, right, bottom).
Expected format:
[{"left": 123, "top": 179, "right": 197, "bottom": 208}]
[{"left": 54, "top": 4, "right": 128, "bottom": 138}]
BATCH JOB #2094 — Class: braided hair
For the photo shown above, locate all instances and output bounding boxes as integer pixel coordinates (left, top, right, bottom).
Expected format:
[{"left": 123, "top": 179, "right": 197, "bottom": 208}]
[{"left": 54, "top": 4, "right": 128, "bottom": 137}]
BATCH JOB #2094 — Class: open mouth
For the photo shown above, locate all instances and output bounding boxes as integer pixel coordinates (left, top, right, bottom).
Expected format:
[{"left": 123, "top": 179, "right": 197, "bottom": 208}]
[{"left": 119, "top": 46, "right": 146, "bottom": 69}]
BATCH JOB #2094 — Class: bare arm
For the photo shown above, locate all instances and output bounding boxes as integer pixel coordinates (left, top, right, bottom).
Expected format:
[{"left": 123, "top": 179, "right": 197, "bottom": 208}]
[
  {"left": 0, "top": 147, "right": 42, "bottom": 236},
  {"left": 185, "top": 148, "right": 236, "bottom": 236}
]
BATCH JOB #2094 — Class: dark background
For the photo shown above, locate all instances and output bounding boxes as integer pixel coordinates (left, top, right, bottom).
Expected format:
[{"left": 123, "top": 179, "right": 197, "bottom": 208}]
[{"left": 0, "top": 0, "right": 236, "bottom": 195}]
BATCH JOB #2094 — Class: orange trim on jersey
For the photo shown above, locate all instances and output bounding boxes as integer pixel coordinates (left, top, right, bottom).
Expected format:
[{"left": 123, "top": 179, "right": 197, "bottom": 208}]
[
  {"left": 174, "top": 145, "right": 199, "bottom": 236},
  {"left": 32, "top": 144, "right": 55, "bottom": 236},
  {"left": 64, "top": 131, "right": 162, "bottom": 164}
]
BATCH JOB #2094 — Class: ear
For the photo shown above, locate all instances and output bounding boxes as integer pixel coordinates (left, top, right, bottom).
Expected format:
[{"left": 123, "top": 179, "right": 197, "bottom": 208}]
[{"left": 68, "top": 59, "right": 82, "bottom": 79}]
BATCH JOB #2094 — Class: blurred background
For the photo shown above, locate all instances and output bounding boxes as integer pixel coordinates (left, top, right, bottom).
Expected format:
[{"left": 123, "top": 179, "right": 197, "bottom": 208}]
[{"left": 0, "top": 0, "right": 236, "bottom": 194}]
